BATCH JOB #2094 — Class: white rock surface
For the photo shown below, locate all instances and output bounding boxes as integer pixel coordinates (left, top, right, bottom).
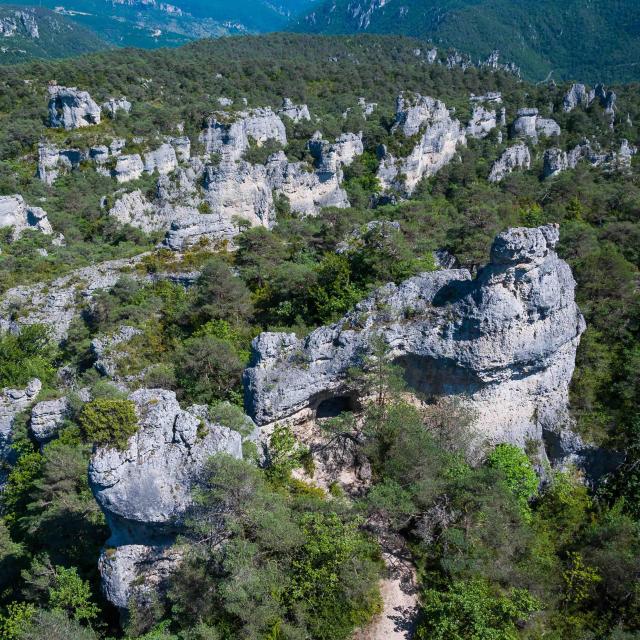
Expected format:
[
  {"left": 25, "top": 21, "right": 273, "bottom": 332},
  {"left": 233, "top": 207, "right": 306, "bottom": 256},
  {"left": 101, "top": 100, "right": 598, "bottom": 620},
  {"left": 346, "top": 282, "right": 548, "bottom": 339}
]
[
  {"left": 48, "top": 85, "right": 101, "bottom": 130},
  {"left": 488, "top": 144, "right": 531, "bottom": 182},
  {"left": 0, "top": 195, "right": 52, "bottom": 240},
  {"left": 30, "top": 396, "right": 69, "bottom": 443}
]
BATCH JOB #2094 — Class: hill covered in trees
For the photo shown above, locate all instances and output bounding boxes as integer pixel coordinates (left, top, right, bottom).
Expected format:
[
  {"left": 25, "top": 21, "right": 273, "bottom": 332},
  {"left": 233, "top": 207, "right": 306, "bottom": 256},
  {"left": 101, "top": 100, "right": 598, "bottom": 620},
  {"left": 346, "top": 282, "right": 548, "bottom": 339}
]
[
  {"left": 293, "top": 0, "right": 640, "bottom": 83},
  {"left": 0, "top": 5, "right": 107, "bottom": 64},
  {"left": 0, "top": 33, "right": 638, "bottom": 640}
]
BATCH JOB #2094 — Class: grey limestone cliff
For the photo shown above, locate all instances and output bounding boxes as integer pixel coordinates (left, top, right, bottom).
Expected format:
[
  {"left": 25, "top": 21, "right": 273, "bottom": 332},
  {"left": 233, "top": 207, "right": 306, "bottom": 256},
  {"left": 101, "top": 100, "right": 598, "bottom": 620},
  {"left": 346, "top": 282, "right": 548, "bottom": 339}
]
[
  {"left": 488, "top": 144, "right": 531, "bottom": 182},
  {"left": 244, "top": 225, "right": 585, "bottom": 455},
  {"left": 0, "top": 195, "right": 52, "bottom": 240},
  {"left": 48, "top": 85, "right": 101, "bottom": 130}
]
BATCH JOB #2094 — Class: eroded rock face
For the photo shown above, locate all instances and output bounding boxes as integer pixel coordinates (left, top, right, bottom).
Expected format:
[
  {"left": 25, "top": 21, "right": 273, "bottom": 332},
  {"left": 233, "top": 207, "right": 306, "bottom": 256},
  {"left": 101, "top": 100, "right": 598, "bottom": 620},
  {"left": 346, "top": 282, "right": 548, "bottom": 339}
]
[
  {"left": 488, "top": 144, "right": 531, "bottom": 182},
  {"left": 30, "top": 396, "right": 69, "bottom": 444},
  {"left": 143, "top": 144, "right": 178, "bottom": 176},
  {"left": 0, "top": 379, "right": 41, "bottom": 484},
  {"left": 378, "top": 94, "right": 466, "bottom": 194},
  {"left": 245, "top": 225, "right": 585, "bottom": 453},
  {"left": 543, "top": 148, "right": 569, "bottom": 178},
  {"left": 544, "top": 139, "right": 637, "bottom": 178},
  {"left": 200, "top": 108, "right": 287, "bottom": 162},
  {"left": 108, "top": 190, "right": 163, "bottom": 232},
  {"left": 512, "top": 108, "right": 560, "bottom": 140},
  {"left": 467, "top": 105, "right": 497, "bottom": 139},
  {"left": 278, "top": 98, "right": 311, "bottom": 123},
  {"left": 89, "top": 388, "right": 243, "bottom": 609},
  {"left": 37, "top": 143, "right": 83, "bottom": 185},
  {"left": 563, "top": 84, "right": 594, "bottom": 112},
  {"left": 48, "top": 85, "right": 101, "bottom": 130},
  {"left": 0, "top": 195, "right": 52, "bottom": 240},
  {"left": 114, "top": 154, "right": 144, "bottom": 183},
  {"left": 102, "top": 97, "right": 132, "bottom": 118}
]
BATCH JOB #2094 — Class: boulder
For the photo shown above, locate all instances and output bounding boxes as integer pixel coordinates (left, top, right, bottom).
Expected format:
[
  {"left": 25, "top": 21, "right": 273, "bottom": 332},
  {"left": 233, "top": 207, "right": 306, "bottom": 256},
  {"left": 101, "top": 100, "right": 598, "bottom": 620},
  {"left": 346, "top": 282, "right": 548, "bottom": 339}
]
[
  {"left": 512, "top": 108, "right": 560, "bottom": 140},
  {"left": 244, "top": 225, "right": 585, "bottom": 454},
  {"left": 379, "top": 94, "right": 466, "bottom": 194},
  {"left": 30, "top": 396, "right": 69, "bottom": 443},
  {"left": 89, "top": 388, "right": 243, "bottom": 609},
  {"left": 143, "top": 144, "right": 178, "bottom": 176},
  {"left": 102, "top": 97, "right": 132, "bottom": 117},
  {"left": 0, "top": 195, "right": 52, "bottom": 240},
  {"left": 466, "top": 105, "right": 497, "bottom": 139},
  {"left": 543, "top": 148, "right": 569, "bottom": 178},
  {"left": 488, "top": 144, "right": 531, "bottom": 182},
  {"left": 114, "top": 154, "right": 144, "bottom": 183},
  {"left": 37, "top": 143, "right": 83, "bottom": 185},
  {"left": 48, "top": 85, "right": 101, "bottom": 130},
  {"left": 563, "top": 84, "right": 594, "bottom": 112},
  {"left": 278, "top": 98, "right": 311, "bottom": 122}
]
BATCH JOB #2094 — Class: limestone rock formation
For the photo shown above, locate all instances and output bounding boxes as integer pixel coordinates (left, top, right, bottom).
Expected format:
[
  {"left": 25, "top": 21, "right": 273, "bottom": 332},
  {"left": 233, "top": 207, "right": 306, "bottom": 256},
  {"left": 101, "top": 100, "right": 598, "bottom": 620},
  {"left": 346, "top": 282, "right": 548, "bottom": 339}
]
[
  {"left": 89, "top": 388, "right": 243, "bottom": 609},
  {"left": 543, "top": 148, "right": 569, "bottom": 178},
  {"left": 30, "top": 396, "right": 69, "bottom": 443},
  {"left": 543, "top": 139, "right": 637, "bottom": 178},
  {"left": 563, "top": 84, "right": 594, "bottom": 112},
  {"left": 108, "top": 190, "right": 166, "bottom": 233},
  {"left": 114, "top": 154, "right": 144, "bottom": 183},
  {"left": 512, "top": 108, "right": 560, "bottom": 140},
  {"left": 168, "top": 136, "right": 191, "bottom": 162},
  {"left": 278, "top": 98, "right": 311, "bottom": 122},
  {"left": 0, "top": 195, "right": 52, "bottom": 240},
  {"left": 0, "top": 254, "right": 148, "bottom": 341},
  {"left": 48, "top": 85, "right": 101, "bottom": 130},
  {"left": 91, "top": 326, "right": 144, "bottom": 378},
  {"left": 37, "top": 143, "right": 83, "bottom": 185},
  {"left": 102, "top": 97, "right": 132, "bottom": 117},
  {"left": 200, "top": 108, "right": 287, "bottom": 162},
  {"left": 378, "top": 94, "right": 466, "bottom": 194},
  {"left": 143, "top": 144, "right": 178, "bottom": 176},
  {"left": 0, "top": 379, "right": 41, "bottom": 484},
  {"left": 245, "top": 225, "right": 585, "bottom": 454},
  {"left": 466, "top": 105, "right": 497, "bottom": 139},
  {"left": 488, "top": 144, "right": 531, "bottom": 182}
]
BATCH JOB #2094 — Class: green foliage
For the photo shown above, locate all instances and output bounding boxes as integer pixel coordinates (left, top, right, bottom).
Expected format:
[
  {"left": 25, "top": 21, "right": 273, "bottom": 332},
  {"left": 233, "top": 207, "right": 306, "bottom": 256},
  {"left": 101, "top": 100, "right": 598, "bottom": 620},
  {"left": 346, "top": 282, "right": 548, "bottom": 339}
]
[
  {"left": 486, "top": 444, "right": 538, "bottom": 519},
  {"left": 0, "top": 325, "right": 57, "bottom": 388},
  {"left": 417, "top": 579, "right": 539, "bottom": 640},
  {"left": 48, "top": 566, "right": 99, "bottom": 624},
  {"left": 265, "top": 425, "right": 310, "bottom": 484},
  {"left": 0, "top": 602, "right": 36, "bottom": 640},
  {"left": 78, "top": 399, "right": 138, "bottom": 449}
]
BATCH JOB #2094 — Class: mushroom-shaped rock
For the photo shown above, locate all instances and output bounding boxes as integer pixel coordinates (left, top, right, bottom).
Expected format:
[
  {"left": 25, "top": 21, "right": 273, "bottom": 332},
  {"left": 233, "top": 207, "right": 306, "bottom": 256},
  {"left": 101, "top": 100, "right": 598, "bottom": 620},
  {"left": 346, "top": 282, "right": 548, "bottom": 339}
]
[
  {"left": 48, "top": 85, "right": 101, "bottom": 129},
  {"left": 244, "top": 225, "right": 584, "bottom": 453}
]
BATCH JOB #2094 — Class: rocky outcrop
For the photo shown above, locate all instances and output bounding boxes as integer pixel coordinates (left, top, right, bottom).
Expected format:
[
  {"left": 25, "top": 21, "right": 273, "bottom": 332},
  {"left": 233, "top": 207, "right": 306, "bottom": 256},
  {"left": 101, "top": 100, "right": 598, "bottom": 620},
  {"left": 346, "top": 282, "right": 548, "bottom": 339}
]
[
  {"left": 48, "top": 85, "right": 101, "bottom": 130},
  {"left": 0, "top": 254, "right": 148, "bottom": 341},
  {"left": 358, "top": 97, "right": 377, "bottom": 117},
  {"left": 245, "top": 225, "right": 585, "bottom": 454},
  {"left": 200, "top": 108, "right": 287, "bottom": 162},
  {"left": 0, "top": 10, "right": 39, "bottom": 39},
  {"left": 512, "top": 108, "right": 560, "bottom": 140},
  {"left": 163, "top": 211, "right": 240, "bottom": 251},
  {"left": 89, "top": 388, "right": 243, "bottom": 609},
  {"left": 543, "top": 148, "right": 569, "bottom": 178},
  {"left": 543, "top": 139, "right": 637, "bottom": 178},
  {"left": 379, "top": 94, "right": 466, "bottom": 194},
  {"left": 114, "top": 154, "right": 144, "bottom": 183},
  {"left": 563, "top": 84, "right": 594, "bottom": 112},
  {"left": 30, "top": 396, "right": 69, "bottom": 444},
  {"left": 168, "top": 136, "right": 191, "bottom": 162},
  {"left": 488, "top": 144, "right": 531, "bottom": 182},
  {"left": 143, "top": 144, "right": 178, "bottom": 176},
  {"left": 278, "top": 98, "right": 311, "bottom": 123},
  {"left": 108, "top": 190, "right": 167, "bottom": 232},
  {"left": 0, "top": 195, "right": 52, "bottom": 240},
  {"left": 466, "top": 105, "right": 497, "bottom": 139},
  {"left": 0, "top": 379, "right": 41, "bottom": 484},
  {"left": 37, "top": 143, "right": 83, "bottom": 185},
  {"left": 91, "top": 326, "right": 144, "bottom": 378},
  {"left": 102, "top": 97, "right": 132, "bottom": 118}
]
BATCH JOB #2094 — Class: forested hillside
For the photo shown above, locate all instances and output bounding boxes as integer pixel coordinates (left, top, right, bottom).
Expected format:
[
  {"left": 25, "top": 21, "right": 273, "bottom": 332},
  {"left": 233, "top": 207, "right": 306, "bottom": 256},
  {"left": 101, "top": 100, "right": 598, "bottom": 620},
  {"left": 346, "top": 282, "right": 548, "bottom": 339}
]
[
  {"left": 0, "top": 34, "right": 638, "bottom": 640},
  {"left": 293, "top": 0, "right": 640, "bottom": 83},
  {"left": 0, "top": 5, "right": 107, "bottom": 63}
]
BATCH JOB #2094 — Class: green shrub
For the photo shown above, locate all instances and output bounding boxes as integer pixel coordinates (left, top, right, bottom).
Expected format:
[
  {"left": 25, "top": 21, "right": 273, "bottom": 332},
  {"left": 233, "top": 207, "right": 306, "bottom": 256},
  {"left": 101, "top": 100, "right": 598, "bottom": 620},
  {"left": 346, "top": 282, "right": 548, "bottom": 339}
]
[
  {"left": 79, "top": 399, "right": 138, "bottom": 449},
  {"left": 486, "top": 443, "right": 538, "bottom": 519}
]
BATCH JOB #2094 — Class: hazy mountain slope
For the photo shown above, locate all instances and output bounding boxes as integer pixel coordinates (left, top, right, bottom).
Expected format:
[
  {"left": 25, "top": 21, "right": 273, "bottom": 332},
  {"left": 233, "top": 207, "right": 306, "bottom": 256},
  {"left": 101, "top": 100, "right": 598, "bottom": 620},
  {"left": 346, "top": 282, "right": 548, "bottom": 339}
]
[
  {"left": 0, "top": 0, "right": 320, "bottom": 51},
  {"left": 0, "top": 5, "right": 107, "bottom": 63},
  {"left": 293, "top": 0, "right": 640, "bottom": 83}
]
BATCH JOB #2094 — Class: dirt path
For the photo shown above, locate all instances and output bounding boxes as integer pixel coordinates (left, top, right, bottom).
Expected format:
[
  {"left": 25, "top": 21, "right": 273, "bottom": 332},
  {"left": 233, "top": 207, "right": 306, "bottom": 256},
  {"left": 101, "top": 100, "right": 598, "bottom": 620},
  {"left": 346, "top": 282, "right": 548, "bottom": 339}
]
[{"left": 354, "top": 550, "right": 419, "bottom": 640}]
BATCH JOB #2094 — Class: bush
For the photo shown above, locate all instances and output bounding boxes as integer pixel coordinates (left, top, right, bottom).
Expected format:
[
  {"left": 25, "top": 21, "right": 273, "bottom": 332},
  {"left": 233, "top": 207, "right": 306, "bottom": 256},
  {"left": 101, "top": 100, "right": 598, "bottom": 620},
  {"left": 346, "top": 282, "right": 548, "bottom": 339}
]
[
  {"left": 0, "top": 325, "right": 57, "bottom": 388},
  {"left": 486, "top": 444, "right": 538, "bottom": 519},
  {"left": 79, "top": 399, "right": 138, "bottom": 449}
]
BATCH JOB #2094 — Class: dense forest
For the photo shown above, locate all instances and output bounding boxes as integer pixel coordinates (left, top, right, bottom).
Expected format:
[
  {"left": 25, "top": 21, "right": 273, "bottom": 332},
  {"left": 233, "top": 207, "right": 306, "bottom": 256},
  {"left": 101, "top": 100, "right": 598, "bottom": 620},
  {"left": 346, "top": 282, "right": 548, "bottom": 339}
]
[{"left": 0, "top": 33, "right": 638, "bottom": 640}]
